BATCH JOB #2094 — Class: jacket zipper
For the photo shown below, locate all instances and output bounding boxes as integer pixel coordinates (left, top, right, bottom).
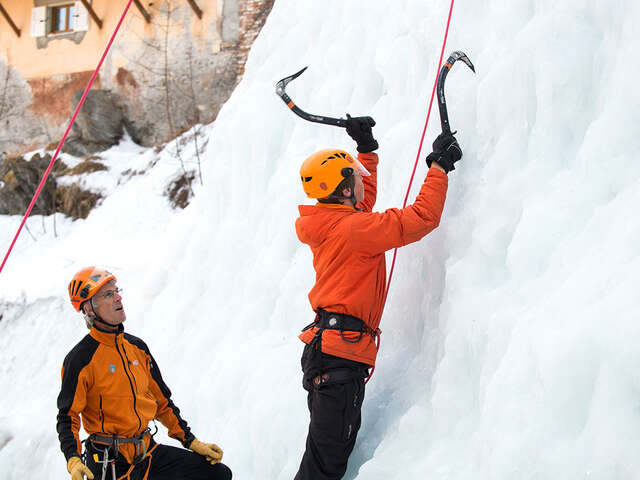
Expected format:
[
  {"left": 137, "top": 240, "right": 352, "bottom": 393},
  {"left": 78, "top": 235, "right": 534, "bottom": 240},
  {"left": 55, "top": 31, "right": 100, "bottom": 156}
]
[
  {"left": 99, "top": 395, "right": 105, "bottom": 432},
  {"left": 115, "top": 334, "right": 142, "bottom": 432},
  {"left": 122, "top": 346, "right": 139, "bottom": 394}
]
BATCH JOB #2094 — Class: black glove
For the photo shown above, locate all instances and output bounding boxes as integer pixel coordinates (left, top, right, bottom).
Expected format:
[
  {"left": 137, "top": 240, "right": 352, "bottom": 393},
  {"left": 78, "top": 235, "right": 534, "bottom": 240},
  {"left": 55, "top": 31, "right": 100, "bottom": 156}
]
[
  {"left": 425, "top": 132, "right": 462, "bottom": 173},
  {"left": 345, "top": 114, "right": 378, "bottom": 153}
]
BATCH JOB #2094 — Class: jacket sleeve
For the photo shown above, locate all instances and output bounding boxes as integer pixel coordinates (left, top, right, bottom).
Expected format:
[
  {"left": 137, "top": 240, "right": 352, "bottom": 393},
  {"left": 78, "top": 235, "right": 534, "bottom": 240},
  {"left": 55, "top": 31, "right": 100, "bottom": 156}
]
[
  {"left": 56, "top": 353, "right": 91, "bottom": 461},
  {"left": 145, "top": 351, "right": 195, "bottom": 448},
  {"left": 355, "top": 152, "right": 378, "bottom": 213},
  {"left": 351, "top": 167, "right": 448, "bottom": 255}
]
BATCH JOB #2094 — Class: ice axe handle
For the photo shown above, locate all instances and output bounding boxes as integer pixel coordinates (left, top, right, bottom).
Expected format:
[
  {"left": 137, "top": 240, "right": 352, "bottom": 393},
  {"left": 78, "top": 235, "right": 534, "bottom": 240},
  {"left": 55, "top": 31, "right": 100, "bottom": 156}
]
[
  {"left": 436, "top": 51, "right": 475, "bottom": 135},
  {"left": 276, "top": 67, "right": 347, "bottom": 127},
  {"left": 437, "top": 64, "right": 453, "bottom": 135},
  {"left": 279, "top": 91, "right": 346, "bottom": 127}
]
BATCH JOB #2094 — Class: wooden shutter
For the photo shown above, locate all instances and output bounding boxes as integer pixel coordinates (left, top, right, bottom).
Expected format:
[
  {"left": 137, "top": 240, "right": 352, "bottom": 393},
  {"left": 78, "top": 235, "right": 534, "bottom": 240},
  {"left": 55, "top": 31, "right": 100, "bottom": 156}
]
[
  {"left": 75, "top": 1, "right": 90, "bottom": 31},
  {"left": 30, "top": 6, "right": 47, "bottom": 37}
]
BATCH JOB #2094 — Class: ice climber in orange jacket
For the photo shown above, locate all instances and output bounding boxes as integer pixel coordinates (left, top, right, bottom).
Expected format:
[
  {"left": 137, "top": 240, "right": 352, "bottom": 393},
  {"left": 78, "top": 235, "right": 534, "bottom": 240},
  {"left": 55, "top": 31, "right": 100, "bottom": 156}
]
[
  {"left": 293, "top": 115, "right": 462, "bottom": 480},
  {"left": 57, "top": 267, "right": 232, "bottom": 480}
]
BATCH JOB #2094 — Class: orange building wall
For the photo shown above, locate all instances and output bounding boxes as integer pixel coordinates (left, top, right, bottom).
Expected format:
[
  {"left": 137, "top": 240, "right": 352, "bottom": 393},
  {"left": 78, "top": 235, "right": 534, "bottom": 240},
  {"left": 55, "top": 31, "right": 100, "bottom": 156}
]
[
  {"left": 0, "top": 0, "right": 221, "bottom": 78},
  {"left": 0, "top": 0, "right": 274, "bottom": 155}
]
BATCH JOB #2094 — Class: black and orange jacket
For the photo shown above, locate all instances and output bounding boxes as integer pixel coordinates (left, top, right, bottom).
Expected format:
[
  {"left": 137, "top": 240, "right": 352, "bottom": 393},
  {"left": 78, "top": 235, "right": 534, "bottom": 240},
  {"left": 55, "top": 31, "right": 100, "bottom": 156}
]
[
  {"left": 296, "top": 152, "right": 448, "bottom": 366},
  {"left": 56, "top": 325, "right": 194, "bottom": 464}
]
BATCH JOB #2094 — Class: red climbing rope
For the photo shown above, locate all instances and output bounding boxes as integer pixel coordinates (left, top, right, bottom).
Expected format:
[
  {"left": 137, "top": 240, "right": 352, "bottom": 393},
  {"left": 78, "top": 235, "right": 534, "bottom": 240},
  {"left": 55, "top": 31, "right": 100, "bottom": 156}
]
[
  {"left": 366, "top": 0, "right": 457, "bottom": 385},
  {"left": 384, "top": 0, "right": 457, "bottom": 305},
  {"left": 0, "top": 0, "right": 135, "bottom": 276}
]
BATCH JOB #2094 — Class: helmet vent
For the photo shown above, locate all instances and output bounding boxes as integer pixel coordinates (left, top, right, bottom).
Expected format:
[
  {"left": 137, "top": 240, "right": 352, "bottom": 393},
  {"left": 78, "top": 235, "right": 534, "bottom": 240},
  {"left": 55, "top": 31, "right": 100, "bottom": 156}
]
[
  {"left": 70, "top": 280, "right": 82, "bottom": 296},
  {"left": 320, "top": 160, "right": 328, "bottom": 165},
  {"left": 79, "top": 285, "right": 91, "bottom": 299},
  {"left": 302, "top": 176, "right": 312, "bottom": 182}
]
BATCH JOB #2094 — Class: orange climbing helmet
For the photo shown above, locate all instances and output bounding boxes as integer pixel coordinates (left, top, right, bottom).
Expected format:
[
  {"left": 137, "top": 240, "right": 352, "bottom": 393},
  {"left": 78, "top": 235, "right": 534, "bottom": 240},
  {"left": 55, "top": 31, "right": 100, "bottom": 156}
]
[
  {"left": 299, "top": 149, "right": 369, "bottom": 199},
  {"left": 68, "top": 266, "right": 116, "bottom": 312}
]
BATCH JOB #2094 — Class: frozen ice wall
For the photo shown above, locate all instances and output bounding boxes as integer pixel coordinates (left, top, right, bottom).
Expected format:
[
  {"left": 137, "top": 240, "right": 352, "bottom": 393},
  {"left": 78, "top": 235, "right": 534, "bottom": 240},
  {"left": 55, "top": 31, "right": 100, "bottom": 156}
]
[{"left": 1, "top": 0, "right": 640, "bottom": 478}]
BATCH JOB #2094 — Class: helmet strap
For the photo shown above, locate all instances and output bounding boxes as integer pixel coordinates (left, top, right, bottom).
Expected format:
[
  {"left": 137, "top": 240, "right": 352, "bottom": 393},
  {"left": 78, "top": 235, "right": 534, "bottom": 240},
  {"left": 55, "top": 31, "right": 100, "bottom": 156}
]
[
  {"left": 85, "top": 298, "right": 118, "bottom": 332},
  {"left": 348, "top": 175, "right": 361, "bottom": 211}
]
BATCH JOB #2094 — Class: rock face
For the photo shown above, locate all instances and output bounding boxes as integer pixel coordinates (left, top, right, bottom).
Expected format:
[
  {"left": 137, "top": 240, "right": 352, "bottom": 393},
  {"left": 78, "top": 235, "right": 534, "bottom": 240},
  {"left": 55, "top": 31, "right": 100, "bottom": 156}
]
[
  {"left": 166, "top": 171, "right": 196, "bottom": 209},
  {"left": 0, "top": 154, "right": 58, "bottom": 215},
  {"left": 0, "top": 153, "right": 101, "bottom": 219},
  {"left": 63, "top": 90, "right": 126, "bottom": 156},
  {"left": 1, "top": 0, "right": 276, "bottom": 156},
  {"left": 55, "top": 184, "right": 102, "bottom": 219}
]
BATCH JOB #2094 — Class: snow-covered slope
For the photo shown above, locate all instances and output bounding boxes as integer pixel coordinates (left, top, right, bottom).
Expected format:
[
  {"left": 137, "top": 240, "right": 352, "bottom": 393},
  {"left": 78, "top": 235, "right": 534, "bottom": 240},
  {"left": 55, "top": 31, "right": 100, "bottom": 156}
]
[{"left": 2, "top": 0, "right": 640, "bottom": 478}]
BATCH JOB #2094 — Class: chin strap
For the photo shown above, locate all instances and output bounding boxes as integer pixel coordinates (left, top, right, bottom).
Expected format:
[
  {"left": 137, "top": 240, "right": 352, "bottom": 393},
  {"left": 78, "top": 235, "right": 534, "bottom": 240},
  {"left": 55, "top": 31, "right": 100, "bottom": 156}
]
[
  {"left": 83, "top": 298, "right": 117, "bottom": 331},
  {"left": 82, "top": 300, "right": 95, "bottom": 329},
  {"left": 341, "top": 169, "right": 360, "bottom": 210},
  {"left": 348, "top": 174, "right": 360, "bottom": 211}
]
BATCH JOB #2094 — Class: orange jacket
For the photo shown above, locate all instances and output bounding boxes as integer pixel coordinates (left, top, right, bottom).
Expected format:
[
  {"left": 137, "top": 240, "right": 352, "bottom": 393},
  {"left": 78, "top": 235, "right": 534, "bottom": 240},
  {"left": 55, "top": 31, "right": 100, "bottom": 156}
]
[
  {"left": 296, "top": 152, "right": 448, "bottom": 366},
  {"left": 56, "top": 325, "right": 194, "bottom": 464}
]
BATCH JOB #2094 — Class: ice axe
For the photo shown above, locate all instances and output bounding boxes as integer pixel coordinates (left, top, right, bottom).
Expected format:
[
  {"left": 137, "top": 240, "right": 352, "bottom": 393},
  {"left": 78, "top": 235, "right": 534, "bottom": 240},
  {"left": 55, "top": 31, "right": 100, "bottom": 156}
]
[
  {"left": 436, "top": 50, "right": 475, "bottom": 135},
  {"left": 275, "top": 66, "right": 375, "bottom": 128}
]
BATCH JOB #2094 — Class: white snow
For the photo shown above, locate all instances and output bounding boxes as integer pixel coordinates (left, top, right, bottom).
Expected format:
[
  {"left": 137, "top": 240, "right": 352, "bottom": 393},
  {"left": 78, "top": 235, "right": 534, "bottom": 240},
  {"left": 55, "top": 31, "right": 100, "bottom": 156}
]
[{"left": 2, "top": 0, "right": 640, "bottom": 478}]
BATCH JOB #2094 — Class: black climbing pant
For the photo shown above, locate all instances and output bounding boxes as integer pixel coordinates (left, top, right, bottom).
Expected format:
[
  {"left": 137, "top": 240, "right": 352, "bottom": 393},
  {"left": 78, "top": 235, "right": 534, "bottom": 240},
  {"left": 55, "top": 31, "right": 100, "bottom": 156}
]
[
  {"left": 294, "top": 343, "right": 368, "bottom": 480},
  {"left": 85, "top": 439, "right": 232, "bottom": 480}
]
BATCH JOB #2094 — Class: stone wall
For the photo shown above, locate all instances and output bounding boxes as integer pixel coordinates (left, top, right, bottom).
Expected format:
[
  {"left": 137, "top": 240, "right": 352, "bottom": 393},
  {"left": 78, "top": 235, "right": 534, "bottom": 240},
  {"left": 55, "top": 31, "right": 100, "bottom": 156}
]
[
  {"left": 237, "top": 0, "right": 276, "bottom": 77},
  {"left": 0, "top": 0, "right": 275, "bottom": 156},
  {"left": 99, "top": 0, "right": 240, "bottom": 148},
  {"left": 0, "top": 62, "right": 43, "bottom": 153}
]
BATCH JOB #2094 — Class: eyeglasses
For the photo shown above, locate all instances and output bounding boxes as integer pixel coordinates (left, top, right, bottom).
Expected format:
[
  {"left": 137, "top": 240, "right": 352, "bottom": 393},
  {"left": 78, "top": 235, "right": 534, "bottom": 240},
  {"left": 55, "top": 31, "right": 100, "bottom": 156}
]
[{"left": 97, "top": 287, "right": 123, "bottom": 300}]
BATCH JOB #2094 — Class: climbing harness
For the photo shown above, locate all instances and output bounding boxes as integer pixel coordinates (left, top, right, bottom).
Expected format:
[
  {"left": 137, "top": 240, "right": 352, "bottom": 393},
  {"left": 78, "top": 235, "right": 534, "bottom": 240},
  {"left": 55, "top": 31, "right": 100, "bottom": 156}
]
[
  {"left": 302, "top": 309, "right": 380, "bottom": 384},
  {"left": 85, "top": 425, "right": 157, "bottom": 480}
]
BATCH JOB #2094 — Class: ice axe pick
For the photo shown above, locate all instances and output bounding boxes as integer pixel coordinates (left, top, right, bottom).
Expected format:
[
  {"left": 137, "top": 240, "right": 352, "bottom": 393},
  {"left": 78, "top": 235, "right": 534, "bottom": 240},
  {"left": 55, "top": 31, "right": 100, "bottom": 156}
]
[
  {"left": 275, "top": 67, "right": 374, "bottom": 128},
  {"left": 436, "top": 50, "right": 475, "bottom": 135}
]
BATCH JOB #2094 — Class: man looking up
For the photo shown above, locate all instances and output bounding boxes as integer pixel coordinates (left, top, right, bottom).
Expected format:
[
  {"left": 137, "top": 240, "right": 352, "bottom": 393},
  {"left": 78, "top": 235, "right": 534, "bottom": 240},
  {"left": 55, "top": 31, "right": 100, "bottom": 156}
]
[
  {"left": 57, "top": 266, "right": 232, "bottom": 480},
  {"left": 294, "top": 115, "right": 462, "bottom": 479}
]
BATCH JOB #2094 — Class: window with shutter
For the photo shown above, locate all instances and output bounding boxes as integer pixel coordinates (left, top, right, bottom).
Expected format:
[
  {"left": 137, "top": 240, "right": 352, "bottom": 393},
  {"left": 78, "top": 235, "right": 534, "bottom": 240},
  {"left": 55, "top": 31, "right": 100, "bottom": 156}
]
[
  {"left": 30, "top": 6, "right": 47, "bottom": 37},
  {"left": 50, "top": 4, "right": 75, "bottom": 33},
  {"left": 31, "top": 1, "right": 92, "bottom": 38},
  {"left": 74, "top": 1, "right": 90, "bottom": 31}
]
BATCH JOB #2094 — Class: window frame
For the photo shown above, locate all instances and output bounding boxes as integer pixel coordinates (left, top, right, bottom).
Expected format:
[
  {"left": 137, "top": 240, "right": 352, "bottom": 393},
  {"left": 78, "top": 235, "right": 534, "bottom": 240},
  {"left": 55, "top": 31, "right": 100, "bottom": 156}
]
[{"left": 49, "top": 3, "right": 75, "bottom": 34}]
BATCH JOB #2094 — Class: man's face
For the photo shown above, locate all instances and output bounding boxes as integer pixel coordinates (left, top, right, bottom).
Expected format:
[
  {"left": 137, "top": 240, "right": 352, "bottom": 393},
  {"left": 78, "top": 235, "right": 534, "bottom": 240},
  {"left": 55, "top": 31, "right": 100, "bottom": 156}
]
[{"left": 89, "top": 280, "right": 126, "bottom": 326}]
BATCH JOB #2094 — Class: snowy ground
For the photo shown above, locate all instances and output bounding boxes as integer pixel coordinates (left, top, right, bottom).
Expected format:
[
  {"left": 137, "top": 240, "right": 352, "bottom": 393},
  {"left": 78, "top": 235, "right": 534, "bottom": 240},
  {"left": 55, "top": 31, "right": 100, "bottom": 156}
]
[{"left": 1, "top": 0, "right": 640, "bottom": 478}]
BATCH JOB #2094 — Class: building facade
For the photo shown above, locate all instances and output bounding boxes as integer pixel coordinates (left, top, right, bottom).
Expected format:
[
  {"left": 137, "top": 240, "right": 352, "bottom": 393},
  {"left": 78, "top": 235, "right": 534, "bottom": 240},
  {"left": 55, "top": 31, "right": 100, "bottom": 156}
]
[{"left": 0, "top": 0, "right": 274, "bottom": 155}]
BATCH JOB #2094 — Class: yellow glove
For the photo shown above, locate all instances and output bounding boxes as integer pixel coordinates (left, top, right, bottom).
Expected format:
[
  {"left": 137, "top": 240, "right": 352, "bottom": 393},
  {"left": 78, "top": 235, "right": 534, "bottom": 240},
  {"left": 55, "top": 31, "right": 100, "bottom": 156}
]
[
  {"left": 188, "top": 438, "right": 223, "bottom": 464},
  {"left": 67, "top": 456, "right": 94, "bottom": 480}
]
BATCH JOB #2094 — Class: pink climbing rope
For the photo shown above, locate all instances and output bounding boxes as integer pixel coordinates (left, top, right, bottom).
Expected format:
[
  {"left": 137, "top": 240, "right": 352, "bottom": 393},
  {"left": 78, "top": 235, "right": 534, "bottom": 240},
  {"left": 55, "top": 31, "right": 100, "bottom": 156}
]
[
  {"left": 384, "top": 0, "right": 457, "bottom": 306},
  {"left": 366, "top": 0, "right": 457, "bottom": 385},
  {"left": 0, "top": 0, "right": 135, "bottom": 275}
]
